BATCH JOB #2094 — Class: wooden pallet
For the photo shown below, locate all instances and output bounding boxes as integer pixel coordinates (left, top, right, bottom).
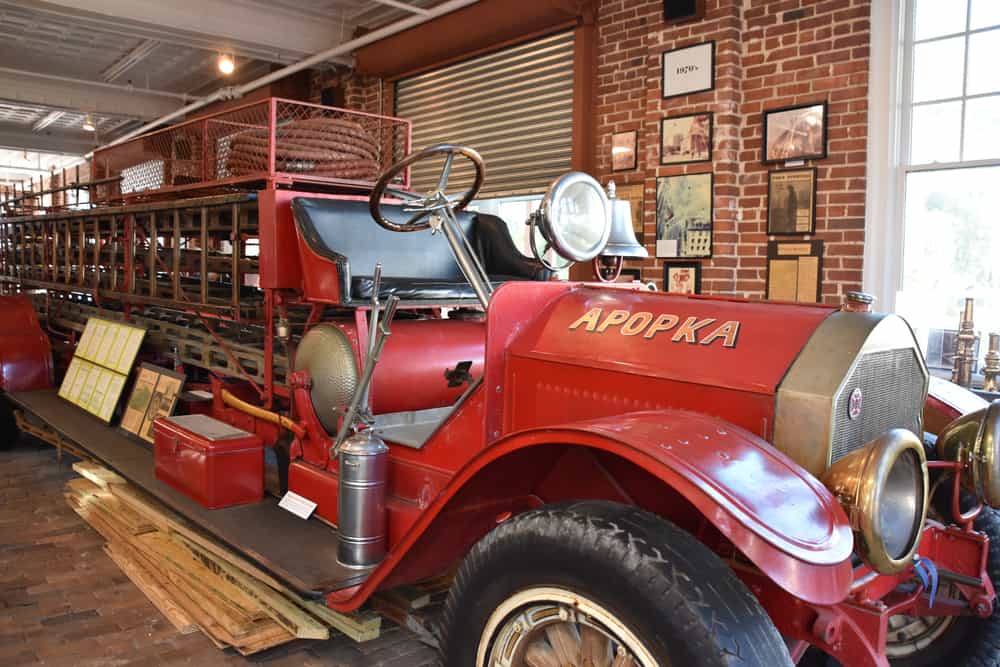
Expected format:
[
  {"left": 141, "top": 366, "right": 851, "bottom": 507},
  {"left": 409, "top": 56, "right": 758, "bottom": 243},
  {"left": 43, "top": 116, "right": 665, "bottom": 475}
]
[{"left": 64, "top": 462, "right": 382, "bottom": 655}]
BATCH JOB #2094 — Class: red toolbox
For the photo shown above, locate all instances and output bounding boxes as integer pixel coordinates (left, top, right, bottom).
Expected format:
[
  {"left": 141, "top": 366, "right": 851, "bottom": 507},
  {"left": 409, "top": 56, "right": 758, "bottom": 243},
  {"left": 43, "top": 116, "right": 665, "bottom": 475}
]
[{"left": 153, "top": 414, "right": 263, "bottom": 509}]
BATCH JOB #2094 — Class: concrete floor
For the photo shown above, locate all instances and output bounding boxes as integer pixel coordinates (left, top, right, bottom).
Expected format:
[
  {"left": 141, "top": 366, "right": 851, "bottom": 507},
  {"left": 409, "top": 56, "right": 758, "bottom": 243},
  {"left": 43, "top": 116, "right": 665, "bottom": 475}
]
[{"left": 0, "top": 436, "right": 439, "bottom": 667}]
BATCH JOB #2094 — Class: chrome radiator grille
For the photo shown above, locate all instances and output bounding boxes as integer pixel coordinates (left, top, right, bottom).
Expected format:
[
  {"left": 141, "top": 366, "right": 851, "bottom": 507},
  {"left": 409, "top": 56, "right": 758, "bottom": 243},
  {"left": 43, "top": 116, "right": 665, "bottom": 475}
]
[{"left": 831, "top": 348, "right": 925, "bottom": 463}]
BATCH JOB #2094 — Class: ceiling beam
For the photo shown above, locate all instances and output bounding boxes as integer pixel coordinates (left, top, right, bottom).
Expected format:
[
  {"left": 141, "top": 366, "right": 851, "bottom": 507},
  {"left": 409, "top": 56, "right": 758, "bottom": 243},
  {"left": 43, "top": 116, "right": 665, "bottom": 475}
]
[
  {"left": 0, "top": 126, "right": 94, "bottom": 155},
  {"left": 369, "top": 0, "right": 431, "bottom": 16},
  {"left": 0, "top": 68, "right": 187, "bottom": 120},
  {"left": 101, "top": 39, "right": 160, "bottom": 82},
  {"left": 32, "top": 110, "right": 65, "bottom": 132},
  {"left": 10, "top": 0, "right": 355, "bottom": 66},
  {"left": 0, "top": 164, "right": 50, "bottom": 174}
]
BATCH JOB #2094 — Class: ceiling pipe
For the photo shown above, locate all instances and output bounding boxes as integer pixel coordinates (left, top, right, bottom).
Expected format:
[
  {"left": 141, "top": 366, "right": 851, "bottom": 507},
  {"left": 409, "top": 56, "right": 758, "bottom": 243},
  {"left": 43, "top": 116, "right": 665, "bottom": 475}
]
[
  {"left": 0, "top": 66, "right": 200, "bottom": 103},
  {"left": 90, "top": 0, "right": 480, "bottom": 156}
]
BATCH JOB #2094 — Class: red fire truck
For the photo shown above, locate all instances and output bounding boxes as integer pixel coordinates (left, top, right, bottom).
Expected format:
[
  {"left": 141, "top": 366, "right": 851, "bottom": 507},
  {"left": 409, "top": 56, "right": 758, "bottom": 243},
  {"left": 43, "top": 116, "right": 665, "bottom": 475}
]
[{"left": 1, "top": 99, "right": 999, "bottom": 667}]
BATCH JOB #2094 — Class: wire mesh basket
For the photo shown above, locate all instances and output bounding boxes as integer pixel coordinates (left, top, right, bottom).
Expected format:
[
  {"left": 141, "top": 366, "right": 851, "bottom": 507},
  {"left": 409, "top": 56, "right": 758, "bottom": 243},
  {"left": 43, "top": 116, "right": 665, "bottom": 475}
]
[{"left": 91, "top": 98, "right": 411, "bottom": 201}]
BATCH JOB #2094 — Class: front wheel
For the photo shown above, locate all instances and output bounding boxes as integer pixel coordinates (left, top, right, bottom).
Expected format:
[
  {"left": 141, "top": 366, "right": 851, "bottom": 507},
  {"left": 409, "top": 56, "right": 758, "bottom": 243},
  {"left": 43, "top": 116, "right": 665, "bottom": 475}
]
[
  {"left": 885, "top": 505, "right": 1000, "bottom": 666},
  {"left": 440, "top": 501, "right": 792, "bottom": 667}
]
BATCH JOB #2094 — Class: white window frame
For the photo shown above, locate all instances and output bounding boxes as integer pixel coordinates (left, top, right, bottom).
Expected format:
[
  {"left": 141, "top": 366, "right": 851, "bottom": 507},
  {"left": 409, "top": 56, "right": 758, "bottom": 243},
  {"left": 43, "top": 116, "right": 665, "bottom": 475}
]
[{"left": 866, "top": 0, "right": 1000, "bottom": 312}]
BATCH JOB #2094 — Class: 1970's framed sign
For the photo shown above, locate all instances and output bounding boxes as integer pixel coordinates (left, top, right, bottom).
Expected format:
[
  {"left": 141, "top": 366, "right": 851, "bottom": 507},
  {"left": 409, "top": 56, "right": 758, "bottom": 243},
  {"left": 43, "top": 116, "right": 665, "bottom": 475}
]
[{"left": 662, "top": 42, "right": 714, "bottom": 99}]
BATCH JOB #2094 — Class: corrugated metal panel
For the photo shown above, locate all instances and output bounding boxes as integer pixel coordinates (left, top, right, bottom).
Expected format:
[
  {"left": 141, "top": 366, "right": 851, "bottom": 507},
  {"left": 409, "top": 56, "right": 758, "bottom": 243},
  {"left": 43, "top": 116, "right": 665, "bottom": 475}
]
[{"left": 395, "top": 31, "right": 574, "bottom": 198}]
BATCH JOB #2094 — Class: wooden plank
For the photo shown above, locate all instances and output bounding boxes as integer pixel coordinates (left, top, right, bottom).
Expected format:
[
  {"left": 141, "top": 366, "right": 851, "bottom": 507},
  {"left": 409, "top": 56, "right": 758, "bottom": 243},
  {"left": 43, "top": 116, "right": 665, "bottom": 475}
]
[
  {"left": 376, "top": 585, "right": 432, "bottom": 611},
  {"left": 66, "top": 486, "right": 245, "bottom": 648},
  {"left": 108, "top": 484, "right": 293, "bottom": 595},
  {"left": 138, "top": 533, "right": 264, "bottom": 620},
  {"left": 86, "top": 492, "right": 157, "bottom": 536},
  {"left": 72, "top": 461, "right": 127, "bottom": 489},
  {"left": 300, "top": 600, "right": 382, "bottom": 643},
  {"left": 103, "top": 542, "right": 199, "bottom": 635},
  {"left": 173, "top": 533, "right": 329, "bottom": 640},
  {"left": 234, "top": 623, "right": 296, "bottom": 656},
  {"left": 66, "top": 476, "right": 107, "bottom": 501}
]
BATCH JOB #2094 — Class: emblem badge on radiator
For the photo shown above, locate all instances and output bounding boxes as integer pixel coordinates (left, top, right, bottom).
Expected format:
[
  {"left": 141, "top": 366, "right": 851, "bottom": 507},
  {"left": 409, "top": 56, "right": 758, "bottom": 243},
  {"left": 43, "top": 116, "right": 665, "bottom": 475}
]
[{"left": 848, "top": 387, "right": 863, "bottom": 420}]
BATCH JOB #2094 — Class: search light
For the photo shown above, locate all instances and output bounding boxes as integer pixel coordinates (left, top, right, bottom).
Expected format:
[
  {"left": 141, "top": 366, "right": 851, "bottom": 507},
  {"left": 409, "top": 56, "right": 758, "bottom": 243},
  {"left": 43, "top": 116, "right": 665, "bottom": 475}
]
[{"left": 529, "top": 172, "right": 611, "bottom": 270}]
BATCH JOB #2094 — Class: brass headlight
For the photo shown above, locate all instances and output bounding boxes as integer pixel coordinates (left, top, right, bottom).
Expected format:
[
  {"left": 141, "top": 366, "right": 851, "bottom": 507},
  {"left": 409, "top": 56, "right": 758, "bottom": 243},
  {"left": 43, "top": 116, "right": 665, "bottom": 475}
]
[
  {"left": 821, "top": 429, "right": 928, "bottom": 574},
  {"left": 937, "top": 399, "right": 1000, "bottom": 507}
]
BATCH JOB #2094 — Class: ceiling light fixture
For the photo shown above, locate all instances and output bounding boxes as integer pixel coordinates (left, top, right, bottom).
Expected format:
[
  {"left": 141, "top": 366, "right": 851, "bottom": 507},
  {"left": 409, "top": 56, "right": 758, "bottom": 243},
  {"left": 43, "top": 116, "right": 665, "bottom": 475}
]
[
  {"left": 82, "top": 114, "right": 96, "bottom": 132},
  {"left": 218, "top": 53, "right": 236, "bottom": 75}
]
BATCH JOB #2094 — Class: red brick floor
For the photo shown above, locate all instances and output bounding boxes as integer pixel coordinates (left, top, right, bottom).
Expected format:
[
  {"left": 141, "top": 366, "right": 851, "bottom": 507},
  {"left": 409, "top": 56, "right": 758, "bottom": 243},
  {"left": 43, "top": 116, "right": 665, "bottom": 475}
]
[{"left": 0, "top": 436, "right": 440, "bottom": 666}]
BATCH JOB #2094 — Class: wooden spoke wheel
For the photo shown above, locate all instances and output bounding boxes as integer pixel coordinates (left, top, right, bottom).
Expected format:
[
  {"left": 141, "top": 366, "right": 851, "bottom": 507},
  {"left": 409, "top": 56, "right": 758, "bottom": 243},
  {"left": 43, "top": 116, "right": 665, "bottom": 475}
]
[{"left": 479, "top": 587, "right": 652, "bottom": 667}]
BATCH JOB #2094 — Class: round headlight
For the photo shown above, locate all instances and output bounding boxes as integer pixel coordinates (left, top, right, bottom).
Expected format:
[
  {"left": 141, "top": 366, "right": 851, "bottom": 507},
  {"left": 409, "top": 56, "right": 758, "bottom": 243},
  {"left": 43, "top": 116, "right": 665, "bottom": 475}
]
[
  {"left": 821, "top": 429, "right": 929, "bottom": 574},
  {"left": 937, "top": 399, "right": 1000, "bottom": 507},
  {"left": 536, "top": 172, "right": 611, "bottom": 263}
]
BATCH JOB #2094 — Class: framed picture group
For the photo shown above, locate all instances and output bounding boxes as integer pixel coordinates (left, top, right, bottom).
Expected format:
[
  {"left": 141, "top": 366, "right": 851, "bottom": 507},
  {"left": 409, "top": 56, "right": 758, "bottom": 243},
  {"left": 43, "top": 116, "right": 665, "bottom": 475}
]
[{"left": 602, "top": 38, "right": 833, "bottom": 302}]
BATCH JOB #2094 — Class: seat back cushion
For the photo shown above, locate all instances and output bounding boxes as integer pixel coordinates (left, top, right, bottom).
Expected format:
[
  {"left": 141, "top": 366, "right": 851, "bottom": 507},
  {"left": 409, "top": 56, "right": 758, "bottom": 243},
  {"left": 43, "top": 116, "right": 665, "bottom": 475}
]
[{"left": 292, "top": 197, "right": 475, "bottom": 282}]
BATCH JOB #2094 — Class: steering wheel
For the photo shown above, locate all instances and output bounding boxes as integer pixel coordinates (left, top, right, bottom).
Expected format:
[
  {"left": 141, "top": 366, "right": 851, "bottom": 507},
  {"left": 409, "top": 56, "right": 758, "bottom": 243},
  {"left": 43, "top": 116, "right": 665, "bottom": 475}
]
[{"left": 369, "top": 144, "right": 485, "bottom": 232}]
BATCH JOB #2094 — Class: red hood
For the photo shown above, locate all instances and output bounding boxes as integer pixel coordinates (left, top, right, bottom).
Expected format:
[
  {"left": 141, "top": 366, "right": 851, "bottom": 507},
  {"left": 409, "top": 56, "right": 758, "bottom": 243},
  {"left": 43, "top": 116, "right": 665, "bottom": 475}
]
[{"left": 507, "top": 286, "right": 834, "bottom": 396}]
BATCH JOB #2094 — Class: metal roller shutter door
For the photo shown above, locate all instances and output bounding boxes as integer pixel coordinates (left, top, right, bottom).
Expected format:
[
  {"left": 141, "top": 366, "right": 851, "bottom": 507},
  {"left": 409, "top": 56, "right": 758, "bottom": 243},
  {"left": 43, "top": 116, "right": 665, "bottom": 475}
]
[{"left": 395, "top": 31, "right": 574, "bottom": 199}]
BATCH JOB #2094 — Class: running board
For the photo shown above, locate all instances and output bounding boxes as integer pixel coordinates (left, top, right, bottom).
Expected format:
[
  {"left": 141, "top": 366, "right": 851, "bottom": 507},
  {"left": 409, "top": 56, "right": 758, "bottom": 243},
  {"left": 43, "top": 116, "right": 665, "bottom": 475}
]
[{"left": 9, "top": 388, "right": 368, "bottom": 599}]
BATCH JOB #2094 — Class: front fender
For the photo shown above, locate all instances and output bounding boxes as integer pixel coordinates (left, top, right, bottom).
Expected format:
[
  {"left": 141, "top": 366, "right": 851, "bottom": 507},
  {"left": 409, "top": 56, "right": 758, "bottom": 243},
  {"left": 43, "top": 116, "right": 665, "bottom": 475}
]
[
  {"left": 335, "top": 409, "right": 853, "bottom": 611},
  {"left": 519, "top": 409, "right": 855, "bottom": 605}
]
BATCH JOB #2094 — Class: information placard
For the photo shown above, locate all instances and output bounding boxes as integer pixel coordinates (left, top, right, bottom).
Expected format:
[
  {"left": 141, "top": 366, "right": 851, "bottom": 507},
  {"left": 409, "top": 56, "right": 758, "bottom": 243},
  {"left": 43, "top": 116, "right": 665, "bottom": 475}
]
[{"left": 57, "top": 318, "right": 146, "bottom": 423}]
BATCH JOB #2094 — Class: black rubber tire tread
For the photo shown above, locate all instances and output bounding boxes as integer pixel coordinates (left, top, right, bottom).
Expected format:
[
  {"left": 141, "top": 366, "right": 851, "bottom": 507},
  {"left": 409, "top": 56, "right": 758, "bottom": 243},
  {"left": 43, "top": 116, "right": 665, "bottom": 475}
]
[
  {"left": 439, "top": 500, "right": 792, "bottom": 667},
  {"left": 887, "top": 505, "right": 1000, "bottom": 667}
]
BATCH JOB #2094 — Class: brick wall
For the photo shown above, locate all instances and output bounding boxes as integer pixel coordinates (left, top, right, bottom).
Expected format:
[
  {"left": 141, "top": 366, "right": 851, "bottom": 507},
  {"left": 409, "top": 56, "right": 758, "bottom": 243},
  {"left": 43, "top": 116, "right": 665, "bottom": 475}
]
[
  {"left": 596, "top": 0, "right": 870, "bottom": 302},
  {"left": 309, "top": 69, "right": 388, "bottom": 116},
  {"left": 324, "top": 0, "right": 871, "bottom": 303}
]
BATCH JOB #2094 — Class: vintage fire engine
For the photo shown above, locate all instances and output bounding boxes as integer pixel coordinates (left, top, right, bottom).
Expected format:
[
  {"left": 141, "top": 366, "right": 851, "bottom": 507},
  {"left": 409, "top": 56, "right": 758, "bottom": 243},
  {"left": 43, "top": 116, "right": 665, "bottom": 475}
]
[{"left": 1, "top": 99, "right": 999, "bottom": 667}]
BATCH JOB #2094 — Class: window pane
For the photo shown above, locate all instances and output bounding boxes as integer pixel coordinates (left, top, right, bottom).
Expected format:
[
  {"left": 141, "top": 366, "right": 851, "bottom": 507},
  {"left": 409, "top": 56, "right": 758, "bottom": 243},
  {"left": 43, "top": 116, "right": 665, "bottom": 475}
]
[
  {"left": 968, "top": 29, "right": 1000, "bottom": 95},
  {"left": 910, "top": 101, "right": 962, "bottom": 164},
  {"left": 912, "top": 37, "right": 966, "bottom": 102},
  {"left": 898, "top": 166, "right": 1000, "bottom": 338},
  {"left": 914, "top": 0, "right": 968, "bottom": 40},
  {"left": 964, "top": 95, "right": 1000, "bottom": 160},
  {"left": 971, "top": 0, "right": 1000, "bottom": 30}
]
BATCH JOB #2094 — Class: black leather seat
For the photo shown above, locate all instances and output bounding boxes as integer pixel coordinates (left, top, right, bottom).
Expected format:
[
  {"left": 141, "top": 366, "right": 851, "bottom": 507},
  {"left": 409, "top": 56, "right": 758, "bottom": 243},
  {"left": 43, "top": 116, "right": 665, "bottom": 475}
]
[{"left": 291, "top": 197, "right": 550, "bottom": 304}]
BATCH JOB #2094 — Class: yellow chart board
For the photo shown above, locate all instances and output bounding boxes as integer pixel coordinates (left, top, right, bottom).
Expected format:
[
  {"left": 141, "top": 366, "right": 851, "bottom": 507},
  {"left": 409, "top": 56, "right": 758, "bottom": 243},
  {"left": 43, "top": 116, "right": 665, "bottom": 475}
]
[{"left": 58, "top": 318, "right": 146, "bottom": 423}]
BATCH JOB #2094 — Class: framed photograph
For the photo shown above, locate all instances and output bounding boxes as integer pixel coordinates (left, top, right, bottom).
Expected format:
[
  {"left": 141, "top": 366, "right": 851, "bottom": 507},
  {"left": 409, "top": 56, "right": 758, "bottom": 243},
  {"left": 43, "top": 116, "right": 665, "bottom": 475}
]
[
  {"left": 763, "top": 101, "right": 827, "bottom": 163},
  {"left": 662, "top": 42, "right": 714, "bottom": 99},
  {"left": 120, "top": 363, "right": 185, "bottom": 443},
  {"left": 614, "top": 182, "right": 645, "bottom": 244},
  {"left": 766, "top": 240, "right": 824, "bottom": 303},
  {"left": 767, "top": 168, "right": 817, "bottom": 235},
  {"left": 655, "top": 172, "right": 713, "bottom": 258},
  {"left": 660, "top": 112, "right": 712, "bottom": 165},
  {"left": 611, "top": 130, "right": 638, "bottom": 171},
  {"left": 664, "top": 262, "right": 702, "bottom": 294}
]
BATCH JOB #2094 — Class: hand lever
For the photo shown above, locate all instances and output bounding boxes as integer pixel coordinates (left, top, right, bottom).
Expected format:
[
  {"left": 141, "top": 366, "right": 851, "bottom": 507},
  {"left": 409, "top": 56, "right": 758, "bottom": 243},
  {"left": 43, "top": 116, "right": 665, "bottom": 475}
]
[{"left": 331, "top": 294, "right": 401, "bottom": 457}]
